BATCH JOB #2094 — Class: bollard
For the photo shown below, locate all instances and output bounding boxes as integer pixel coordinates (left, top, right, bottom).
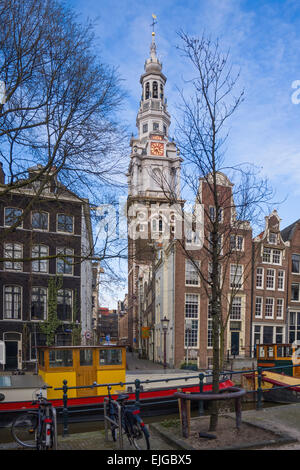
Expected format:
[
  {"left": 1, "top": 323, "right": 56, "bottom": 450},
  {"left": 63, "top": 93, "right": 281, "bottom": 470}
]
[
  {"left": 256, "top": 367, "right": 263, "bottom": 410},
  {"left": 62, "top": 379, "right": 69, "bottom": 437},
  {"left": 135, "top": 379, "right": 141, "bottom": 406},
  {"left": 198, "top": 373, "right": 204, "bottom": 416}
]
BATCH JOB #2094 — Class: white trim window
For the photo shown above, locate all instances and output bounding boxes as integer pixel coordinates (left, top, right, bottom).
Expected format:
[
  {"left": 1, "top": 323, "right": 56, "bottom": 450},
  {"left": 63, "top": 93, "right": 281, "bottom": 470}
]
[
  {"left": 269, "top": 232, "right": 277, "bottom": 244},
  {"left": 4, "top": 243, "right": 23, "bottom": 271},
  {"left": 57, "top": 289, "right": 73, "bottom": 322},
  {"left": 272, "top": 249, "right": 281, "bottom": 265},
  {"left": 32, "top": 245, "right": 49, "bottom": 273},
  {"left": 185, "top": 259, "right": 200, "bottom": 286},
  {"left": 209, "top": 206, "right": 223, "bottom": 223},
  {"left": 276, "top": 298, "right": 284, "bottom": 319},
  {"left": 4, "top": 207, "right": 23, "bottom": 228},
  {"left": 32, "top": 211, "right": 49, "bottom": 231},
  {"left": 4, "top": 285, "right": 22, "bottom": 319},
  {"left": 230, "top": 296, "right": 242, "bottom": 320},
  {"left": 57, "top": 214, "right": 74, "bottom": 234},
  {"left": 265, "top": 298, "right": 274, "bottom": 318},
  {"left": 230, "top": 234, "right": 244, "bottom": 251},
  {"left": 256, "top": 267, "right": 264, "bottom": 289},
  {"left": 262, "top": 247, "right": 282, "bottom": 265},
  {"left": 184, "top": 294, "right": 199, "bottom": 348},
  {"left": 266, "top": 269, "right": 275, "bottom": 290},
  {"left": 230, "top": 264, "right": 243, "bottom": 289},
  {"left": 277, "top": 270, "right": 285, "bottom": 291},
  {"left": 56, "top": 248, "right": 74, "bottom": 275},
  {"left": 255, "top": 297, "right": 263, "bottom": 318},
  {"left": 31, "top": 287, "right": 47, "bottom": 321},
  {"left": 207, "top": 300, "right": 212, "bottom": 348}
]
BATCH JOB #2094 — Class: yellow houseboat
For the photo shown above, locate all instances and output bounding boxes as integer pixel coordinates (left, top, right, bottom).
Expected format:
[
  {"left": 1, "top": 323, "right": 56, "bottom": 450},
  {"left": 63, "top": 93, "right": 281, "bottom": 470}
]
[
  {"left": 38, "top": 345, "right": 126, "bottom": 400},
  {"left": 0, "top": 344, "right": 234, "bottom": 426},
  {"left": 243, "top": 344, "right": 300, "bottom": 403}
]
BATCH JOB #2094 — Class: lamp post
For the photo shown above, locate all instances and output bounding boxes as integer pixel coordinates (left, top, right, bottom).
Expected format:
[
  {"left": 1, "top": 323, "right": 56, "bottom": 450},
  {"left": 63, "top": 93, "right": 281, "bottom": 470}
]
[{"left": 161, "top": 316, "right": 169, "bottom": 370}]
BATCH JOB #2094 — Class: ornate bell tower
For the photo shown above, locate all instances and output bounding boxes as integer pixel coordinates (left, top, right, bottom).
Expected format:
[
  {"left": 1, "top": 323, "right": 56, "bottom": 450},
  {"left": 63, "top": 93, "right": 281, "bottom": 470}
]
[{"left": 127, "top": 19, "right": 182, "bottom": 350}]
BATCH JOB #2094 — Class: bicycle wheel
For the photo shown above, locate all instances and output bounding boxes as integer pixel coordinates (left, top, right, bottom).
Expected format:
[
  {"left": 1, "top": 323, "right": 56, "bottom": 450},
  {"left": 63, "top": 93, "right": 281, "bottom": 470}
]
[
  {"left": 11, "top": 412, "right": 38, "bottom": 448},
  {"left": 132, "top": 423, "right": 150, "bottom": 450}
]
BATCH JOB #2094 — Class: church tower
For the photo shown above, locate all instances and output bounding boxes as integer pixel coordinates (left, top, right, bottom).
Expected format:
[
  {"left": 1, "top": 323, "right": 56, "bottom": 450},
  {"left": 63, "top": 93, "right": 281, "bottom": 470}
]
[{"left": 127, "top": 21, "right": 182, "bottom": 350}]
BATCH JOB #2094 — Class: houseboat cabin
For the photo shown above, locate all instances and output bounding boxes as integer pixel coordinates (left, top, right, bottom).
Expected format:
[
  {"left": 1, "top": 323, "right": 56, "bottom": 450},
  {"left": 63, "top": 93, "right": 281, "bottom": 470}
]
[
  {"left": 37, "top": 345, "right": 126, "bottom": 400},
  {"left": 256, "top": 344, "right": 300, "bottom": 377}
]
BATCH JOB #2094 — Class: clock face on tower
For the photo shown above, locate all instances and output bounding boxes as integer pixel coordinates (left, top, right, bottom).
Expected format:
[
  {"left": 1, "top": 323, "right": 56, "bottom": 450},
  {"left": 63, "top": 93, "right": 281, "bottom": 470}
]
[{"left": 151, "top": 142, "right": 164, "bottom": 156}]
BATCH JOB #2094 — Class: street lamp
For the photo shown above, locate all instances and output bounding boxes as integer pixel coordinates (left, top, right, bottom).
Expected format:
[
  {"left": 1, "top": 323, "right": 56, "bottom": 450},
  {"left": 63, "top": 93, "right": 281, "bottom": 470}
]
[{"left": 161, "top": 316, "right": 169, "bottom": 370}]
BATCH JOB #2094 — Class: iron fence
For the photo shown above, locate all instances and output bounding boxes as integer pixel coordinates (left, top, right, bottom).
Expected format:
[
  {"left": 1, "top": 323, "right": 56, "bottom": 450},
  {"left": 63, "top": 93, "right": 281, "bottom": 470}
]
[{"left": 53, "top": 363, "right": 300, "bottom": 436}]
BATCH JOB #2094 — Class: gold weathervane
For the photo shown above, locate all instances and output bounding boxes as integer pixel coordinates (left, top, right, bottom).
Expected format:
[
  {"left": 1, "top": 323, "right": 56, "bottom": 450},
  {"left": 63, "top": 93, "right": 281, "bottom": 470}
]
[{"left": 151, "top": 14, "right": 157, "bottom": 36}]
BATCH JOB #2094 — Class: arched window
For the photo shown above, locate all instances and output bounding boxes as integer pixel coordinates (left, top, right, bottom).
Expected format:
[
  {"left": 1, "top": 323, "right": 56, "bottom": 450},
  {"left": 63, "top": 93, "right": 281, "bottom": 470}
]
[
  {"left": 145, "top": 82, "right": 150, "bottom": 100},
  {"left": 160, "top": 84, "right": 164, "bottom": 100},
  {"left": 153, "top": 81, "right": 158, "bottom": 98}
]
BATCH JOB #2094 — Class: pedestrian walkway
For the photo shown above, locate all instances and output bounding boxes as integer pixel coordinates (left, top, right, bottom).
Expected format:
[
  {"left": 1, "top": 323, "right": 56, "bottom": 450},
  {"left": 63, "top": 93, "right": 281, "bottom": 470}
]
[
  {"left": 2, "top": 403, "right": 300, "bottom": 450},
  {"left": 240, "top": 403, "right": 300, "bottom": 449},
  {"left": 126, "top": 352, "right": 165, "bottom": 371},
  {"left": 0, "top": 424, "right": 178, "bottom": 451}
]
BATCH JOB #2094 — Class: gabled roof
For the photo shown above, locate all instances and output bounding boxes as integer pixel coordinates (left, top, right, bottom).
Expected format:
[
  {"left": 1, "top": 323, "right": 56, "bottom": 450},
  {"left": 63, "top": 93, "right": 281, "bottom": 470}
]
[{"left": 281, "top": 219, "right": 300, "bottom": 242}]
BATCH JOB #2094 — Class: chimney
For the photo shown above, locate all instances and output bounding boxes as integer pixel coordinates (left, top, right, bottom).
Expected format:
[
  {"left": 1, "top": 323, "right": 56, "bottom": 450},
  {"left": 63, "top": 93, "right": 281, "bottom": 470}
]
[{"left": 0, "top": 162, "right": 5, "bottom": 184}]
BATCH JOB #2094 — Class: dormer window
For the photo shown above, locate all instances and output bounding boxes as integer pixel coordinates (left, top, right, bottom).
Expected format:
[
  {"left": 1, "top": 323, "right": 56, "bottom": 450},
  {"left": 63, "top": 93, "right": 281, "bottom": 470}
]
[
  {"left": 153, "top": 81, "right": 158, "bottom": 98},
  {"left": 269, "top": 232, "right": 277, "bottom": 244}
]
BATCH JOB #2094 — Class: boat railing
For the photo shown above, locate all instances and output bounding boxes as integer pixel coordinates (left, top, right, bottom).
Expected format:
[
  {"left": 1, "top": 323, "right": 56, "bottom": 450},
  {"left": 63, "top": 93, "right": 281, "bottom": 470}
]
[{"left": 53, "top": 363, "right": 300, "bottom": 437}]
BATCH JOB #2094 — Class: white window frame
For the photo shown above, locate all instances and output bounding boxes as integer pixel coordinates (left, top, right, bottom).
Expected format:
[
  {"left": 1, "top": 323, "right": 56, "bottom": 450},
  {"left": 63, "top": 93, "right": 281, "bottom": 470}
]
[
  {"left": 256, "top": 267, "right": 264, "bottom": 289},
  {"left": 277, "top": 270, "right": 285, "bottom": 291},
  {"left": 31, "top": 287, "right": 48, "bottom": 321},
  {"left": 56, "top": 247, "right": 74, "bottom": 276},
  {"left": 276, "top": 298, "right": 284, "bottom": 319},
  {"left": 4, "top": 243, "right": 23, "bottom": 271},
  {"left": 56, "top": 213, "right": 74, "bottom": 234},
  {"left": 265, "top": 297, "right": 274, "bottom": 319},
  {"left": 266, "top": 268, "right": 275, "bottom": 290},
  {"left": 230, "top": 234, "right": 244, "bottom": 251},
  {"left": 230, "top": 264, "right": 243, "bottom": 290},
  {"left": 4, "top": 207, "right": 23, "bottom": 228},
  {"left": 32, "top": 245, "right": 49, "bottom": 273},
  {"left": 31, "top": 211, "right": 49, "bottom": 231},
  {"left": 255, "top": 297, "right": 263, "bottom": 318},
  {"left": 3, "top": 285, "right": 22, "bottom": 320},
  {"left": 230, "top": 296, "right": 242, "bottom": 320},
  {"left": 185, "top": 259, "right": 200, "bottom": 286},
  {"left": 184, "top": 294, "right": 199, "bottom": 348}
]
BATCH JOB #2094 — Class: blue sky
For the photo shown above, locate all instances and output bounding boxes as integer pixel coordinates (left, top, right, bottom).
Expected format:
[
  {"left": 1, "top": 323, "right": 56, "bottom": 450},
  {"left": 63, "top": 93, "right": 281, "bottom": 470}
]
[{"left": 67, "top": 0, "right": 300, "bottom": 306}]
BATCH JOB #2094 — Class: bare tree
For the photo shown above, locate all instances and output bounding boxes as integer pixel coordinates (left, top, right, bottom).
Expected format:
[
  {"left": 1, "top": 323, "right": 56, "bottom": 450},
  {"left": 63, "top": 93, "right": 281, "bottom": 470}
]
[
  {"left": 0, "top": 0, "right": 128, "bottom": 269},
  {"left": 172, "top": 31, "right": 274, "bottom": 431}
]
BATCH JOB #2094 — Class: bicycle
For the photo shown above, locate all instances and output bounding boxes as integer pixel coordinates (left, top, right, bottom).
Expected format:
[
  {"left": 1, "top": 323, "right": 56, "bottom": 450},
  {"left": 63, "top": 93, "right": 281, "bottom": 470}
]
[
  {"left": 105, "top": 385, "right": 150, "bottom": 450},
  {"left": 11, "top": 385, "right": 57, "bottom": 450}
]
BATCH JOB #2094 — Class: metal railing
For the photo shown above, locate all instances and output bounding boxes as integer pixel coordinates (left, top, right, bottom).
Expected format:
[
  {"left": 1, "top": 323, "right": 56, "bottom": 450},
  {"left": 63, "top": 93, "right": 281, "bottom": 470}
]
[{"left": 53, "top": 363, "right": 300, "bottom": 436}]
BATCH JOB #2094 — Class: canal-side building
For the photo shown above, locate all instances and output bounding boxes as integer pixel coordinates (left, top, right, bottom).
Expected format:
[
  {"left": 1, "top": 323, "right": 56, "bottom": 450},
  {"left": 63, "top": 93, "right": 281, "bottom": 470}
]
[
  {"left": 252, "top": 211, "right": 289, "bottom": 353},
  {"left": 0, "top": 164, "right": 94, "bottom": 370},
  {"left": 281, "top": 219, "right": 300, "bottom": 344}
]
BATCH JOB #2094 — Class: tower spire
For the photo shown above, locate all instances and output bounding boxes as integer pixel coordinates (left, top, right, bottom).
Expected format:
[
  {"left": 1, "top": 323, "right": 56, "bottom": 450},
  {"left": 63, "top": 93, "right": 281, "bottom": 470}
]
[{"left": 150, "top": 14, "right": 157, "bottom": 60}]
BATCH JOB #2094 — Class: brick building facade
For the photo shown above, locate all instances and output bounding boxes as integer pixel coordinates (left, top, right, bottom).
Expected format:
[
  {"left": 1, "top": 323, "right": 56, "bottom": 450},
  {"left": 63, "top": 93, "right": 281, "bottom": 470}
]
[{"left": 0, "top": 165, "right": 93, "bottom": 370}]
